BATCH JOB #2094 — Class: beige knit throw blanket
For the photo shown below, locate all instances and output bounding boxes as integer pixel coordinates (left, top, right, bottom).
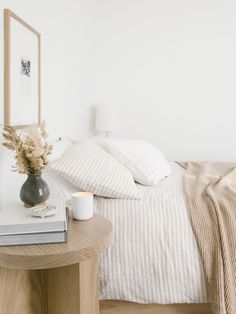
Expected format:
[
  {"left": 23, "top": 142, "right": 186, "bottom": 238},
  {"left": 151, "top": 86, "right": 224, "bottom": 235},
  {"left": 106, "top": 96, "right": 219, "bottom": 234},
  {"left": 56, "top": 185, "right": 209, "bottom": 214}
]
[{"left": 181, "top": 162, "right": 236, "bottom": 314}]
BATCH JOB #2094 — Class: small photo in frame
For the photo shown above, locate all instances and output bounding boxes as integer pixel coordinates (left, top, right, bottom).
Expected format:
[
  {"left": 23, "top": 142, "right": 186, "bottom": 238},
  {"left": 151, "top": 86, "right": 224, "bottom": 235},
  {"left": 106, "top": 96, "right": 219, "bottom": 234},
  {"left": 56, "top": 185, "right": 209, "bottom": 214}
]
[{"left": 21, "top": 57, "right": 31, "bottom": 77}]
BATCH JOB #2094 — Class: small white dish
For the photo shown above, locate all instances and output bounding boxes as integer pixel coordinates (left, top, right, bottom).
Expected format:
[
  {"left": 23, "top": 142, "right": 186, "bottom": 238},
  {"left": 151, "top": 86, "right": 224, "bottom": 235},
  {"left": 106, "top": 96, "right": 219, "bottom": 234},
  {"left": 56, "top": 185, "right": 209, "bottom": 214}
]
[{"left": 30, "top": 205, "right": 57, "bottom": 218}]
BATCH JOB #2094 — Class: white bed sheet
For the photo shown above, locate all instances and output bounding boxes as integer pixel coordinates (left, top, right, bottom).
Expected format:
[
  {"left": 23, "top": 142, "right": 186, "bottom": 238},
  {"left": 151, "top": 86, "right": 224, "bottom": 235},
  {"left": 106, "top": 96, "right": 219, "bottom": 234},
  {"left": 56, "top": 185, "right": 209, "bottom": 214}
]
[{"left": 47, "top": 162, "right": 208, "bottom": 304}]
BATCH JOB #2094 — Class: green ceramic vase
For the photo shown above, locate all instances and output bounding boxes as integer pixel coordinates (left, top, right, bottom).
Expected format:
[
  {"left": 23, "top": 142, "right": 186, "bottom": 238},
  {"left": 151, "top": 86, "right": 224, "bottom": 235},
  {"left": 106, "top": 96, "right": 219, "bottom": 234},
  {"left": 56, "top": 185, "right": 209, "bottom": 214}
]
[{"left": 20, "top": 173, "right": 50, "bottom": 207}]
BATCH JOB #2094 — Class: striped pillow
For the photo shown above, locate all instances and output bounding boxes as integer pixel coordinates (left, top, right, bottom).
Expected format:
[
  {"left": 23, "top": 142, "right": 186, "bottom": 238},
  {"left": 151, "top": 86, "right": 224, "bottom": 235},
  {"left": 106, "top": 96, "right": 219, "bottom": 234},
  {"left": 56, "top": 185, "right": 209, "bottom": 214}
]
[
  {"left": 49, "top": 139, "right": 140, "bottom": 199},
  {"left": 94, "top": 138, "right": 171, "bottom": 186}
]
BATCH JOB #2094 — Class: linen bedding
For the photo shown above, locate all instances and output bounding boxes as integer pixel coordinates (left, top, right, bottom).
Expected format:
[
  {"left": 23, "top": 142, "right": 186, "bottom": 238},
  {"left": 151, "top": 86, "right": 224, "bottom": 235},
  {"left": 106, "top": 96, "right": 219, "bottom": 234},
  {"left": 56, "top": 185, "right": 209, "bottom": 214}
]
[
  {"left": 95, "top": 162, "right": 207, "bottom": 304},
  {"left": 46, "top": 162, "right": 208, "bottom": 304}
]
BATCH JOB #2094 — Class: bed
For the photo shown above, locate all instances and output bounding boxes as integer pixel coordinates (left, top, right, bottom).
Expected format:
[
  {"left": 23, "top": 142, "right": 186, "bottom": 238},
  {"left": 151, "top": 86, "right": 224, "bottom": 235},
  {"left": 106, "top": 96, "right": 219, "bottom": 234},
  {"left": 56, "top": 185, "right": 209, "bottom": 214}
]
[
  {"left": 0, "top": 138, "right": 211, "bottom": 314},
  {"left": 44, "top": 162, "right": 210, "bottom": 313}
]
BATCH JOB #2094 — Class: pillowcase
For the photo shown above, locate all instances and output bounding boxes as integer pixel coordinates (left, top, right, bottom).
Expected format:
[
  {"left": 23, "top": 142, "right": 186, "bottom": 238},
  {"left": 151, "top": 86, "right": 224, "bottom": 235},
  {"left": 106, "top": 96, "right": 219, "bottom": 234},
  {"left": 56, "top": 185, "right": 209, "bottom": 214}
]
[
  {"left": 93, "top": 138, "right": 171, "bottom": 186},
  {"left": 49, "top": 139, "right": 140, "bottom": 199},
  {"left": 49, "top": 138, "right": 74, "bottom": 162},
  {"left": 44, "top": 168, "right": 78, "bottom": 201}
]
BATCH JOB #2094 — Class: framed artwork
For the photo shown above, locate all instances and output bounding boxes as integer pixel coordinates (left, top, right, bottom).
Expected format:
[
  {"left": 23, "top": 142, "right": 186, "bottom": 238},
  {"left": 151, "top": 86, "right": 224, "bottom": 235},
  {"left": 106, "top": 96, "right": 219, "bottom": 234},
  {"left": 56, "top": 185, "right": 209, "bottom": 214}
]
[{"left": 4, "top": 9, "right": 41, "bottom": 128}]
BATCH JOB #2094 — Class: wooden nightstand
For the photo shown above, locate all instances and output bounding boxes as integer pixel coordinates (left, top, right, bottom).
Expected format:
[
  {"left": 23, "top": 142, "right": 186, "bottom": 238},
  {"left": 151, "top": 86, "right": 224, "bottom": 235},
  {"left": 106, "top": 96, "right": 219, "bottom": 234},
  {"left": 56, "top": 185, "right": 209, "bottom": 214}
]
[{"left": 0, "top": 213, "right": 112, "bottom": 314}]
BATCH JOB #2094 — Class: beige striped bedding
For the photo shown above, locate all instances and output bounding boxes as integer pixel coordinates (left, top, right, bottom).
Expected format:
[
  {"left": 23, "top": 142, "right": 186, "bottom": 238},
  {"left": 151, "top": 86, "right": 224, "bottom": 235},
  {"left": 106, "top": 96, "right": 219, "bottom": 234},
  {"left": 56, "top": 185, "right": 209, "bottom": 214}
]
[
  {"left": 94, "top": 163, "right": 208, "bottom": 303},
  {"left": 46, "top": 160, "right": 236, "bottom": 308},
  {"left": 49, "top": 139, "right": 140, "bottom": 199}
]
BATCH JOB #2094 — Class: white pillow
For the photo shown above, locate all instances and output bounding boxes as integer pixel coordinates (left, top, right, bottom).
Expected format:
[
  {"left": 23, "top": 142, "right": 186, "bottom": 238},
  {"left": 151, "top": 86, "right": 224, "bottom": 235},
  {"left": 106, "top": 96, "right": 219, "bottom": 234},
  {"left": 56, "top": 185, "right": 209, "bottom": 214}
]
[
  {"left": 94, "top": 138, "right": 171, "bottom": 186},
  {"left": 44, "top": 168, "right": 78, "bottom": 201},
  {"left": 49, "top": 139, "right": 140, "bottom": 199},
  {"left": 49, "top": 138, "right": 73, "bottom": 162}
]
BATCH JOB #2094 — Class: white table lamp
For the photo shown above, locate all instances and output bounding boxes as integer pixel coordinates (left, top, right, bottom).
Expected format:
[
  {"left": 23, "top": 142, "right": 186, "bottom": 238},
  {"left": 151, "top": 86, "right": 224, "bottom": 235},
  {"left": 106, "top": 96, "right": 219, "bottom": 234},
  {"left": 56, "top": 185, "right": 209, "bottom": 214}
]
[{"left": 95, "top": 105, "right": 119, "bottom": 137}]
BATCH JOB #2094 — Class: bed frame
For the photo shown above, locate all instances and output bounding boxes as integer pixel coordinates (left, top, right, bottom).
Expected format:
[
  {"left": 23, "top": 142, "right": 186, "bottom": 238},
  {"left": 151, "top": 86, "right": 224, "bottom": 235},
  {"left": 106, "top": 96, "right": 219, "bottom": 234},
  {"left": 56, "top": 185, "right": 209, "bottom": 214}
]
[{"left": 100, "top": 301, "right": 212, "bottom": 314}]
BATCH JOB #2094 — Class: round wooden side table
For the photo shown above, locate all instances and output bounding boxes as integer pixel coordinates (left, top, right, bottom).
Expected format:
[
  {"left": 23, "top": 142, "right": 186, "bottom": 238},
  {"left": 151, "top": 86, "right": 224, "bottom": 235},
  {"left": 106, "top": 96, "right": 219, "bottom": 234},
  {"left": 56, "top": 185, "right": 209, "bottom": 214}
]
[{"left": 0, "top": 213, "right": 112, "bottom": 314}]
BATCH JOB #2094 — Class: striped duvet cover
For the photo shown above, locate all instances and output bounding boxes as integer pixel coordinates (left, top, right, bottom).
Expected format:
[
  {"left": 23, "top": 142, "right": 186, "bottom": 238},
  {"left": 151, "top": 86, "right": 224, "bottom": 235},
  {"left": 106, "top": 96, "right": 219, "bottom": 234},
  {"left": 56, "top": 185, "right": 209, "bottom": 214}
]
[{"left": 95, "top": 162, "right": 208, "bottom": 304}]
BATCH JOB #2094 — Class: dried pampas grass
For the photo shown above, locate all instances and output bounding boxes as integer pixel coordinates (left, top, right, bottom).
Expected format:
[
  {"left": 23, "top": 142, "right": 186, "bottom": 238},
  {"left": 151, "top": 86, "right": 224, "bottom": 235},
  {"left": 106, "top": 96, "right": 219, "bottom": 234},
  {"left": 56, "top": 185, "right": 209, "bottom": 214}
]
[{"left": 2, "top": 124, "right": 53, "bottom": 175}]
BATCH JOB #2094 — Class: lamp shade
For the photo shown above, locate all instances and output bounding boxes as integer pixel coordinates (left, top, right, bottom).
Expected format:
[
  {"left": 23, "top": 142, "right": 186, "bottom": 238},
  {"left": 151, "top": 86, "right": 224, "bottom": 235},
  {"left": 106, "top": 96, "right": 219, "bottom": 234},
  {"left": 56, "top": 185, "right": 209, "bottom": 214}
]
[{"left": 95, "top": 105, "right": 119, "bottom": 132}]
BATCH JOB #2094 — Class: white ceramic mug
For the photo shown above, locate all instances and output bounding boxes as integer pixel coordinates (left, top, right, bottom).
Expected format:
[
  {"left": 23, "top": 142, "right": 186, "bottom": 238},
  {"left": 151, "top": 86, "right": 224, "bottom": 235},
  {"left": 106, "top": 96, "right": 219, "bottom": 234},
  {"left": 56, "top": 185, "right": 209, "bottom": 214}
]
[{"left": 71, "top": 192, "right": 94, "bottom": 220}]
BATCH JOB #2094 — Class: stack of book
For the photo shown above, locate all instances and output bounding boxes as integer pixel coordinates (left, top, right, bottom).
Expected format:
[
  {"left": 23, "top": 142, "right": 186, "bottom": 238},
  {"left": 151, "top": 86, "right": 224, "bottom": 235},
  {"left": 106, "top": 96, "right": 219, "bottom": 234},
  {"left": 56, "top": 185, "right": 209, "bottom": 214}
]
[{"left": 0, "top": 199, "right": 68, "bottom": 246}]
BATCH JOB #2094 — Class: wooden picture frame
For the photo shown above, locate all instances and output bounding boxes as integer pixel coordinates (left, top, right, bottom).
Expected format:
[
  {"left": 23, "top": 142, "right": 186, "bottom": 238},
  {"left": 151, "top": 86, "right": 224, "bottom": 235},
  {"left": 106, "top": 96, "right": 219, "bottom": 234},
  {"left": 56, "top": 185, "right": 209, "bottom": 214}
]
[{"left": 4, "top": 9, "right": 41, "bottom": 128}]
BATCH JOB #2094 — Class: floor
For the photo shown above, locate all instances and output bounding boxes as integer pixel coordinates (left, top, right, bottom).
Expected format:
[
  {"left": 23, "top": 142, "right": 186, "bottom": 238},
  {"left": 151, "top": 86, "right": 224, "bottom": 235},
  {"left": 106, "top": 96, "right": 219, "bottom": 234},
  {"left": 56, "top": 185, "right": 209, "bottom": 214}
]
[{"left": 100, "top": 301, "right": 212, "bottom": 314}]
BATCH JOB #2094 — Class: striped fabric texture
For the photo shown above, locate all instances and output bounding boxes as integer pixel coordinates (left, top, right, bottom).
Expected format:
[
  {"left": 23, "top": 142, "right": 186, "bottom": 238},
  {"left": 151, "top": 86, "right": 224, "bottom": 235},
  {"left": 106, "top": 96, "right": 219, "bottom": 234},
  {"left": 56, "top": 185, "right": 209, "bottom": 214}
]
[
  {"left": 96, "top": 163, "right": 207, "bottom": 304},
  {"left": 183, "top": 162, "right": 236, "bottom": 314},
  {"left": 94, "top": 137, "right": 171, "bottom": 186},
  {"left": 49, "top": 139, "right": 140, "bottom": 199}
]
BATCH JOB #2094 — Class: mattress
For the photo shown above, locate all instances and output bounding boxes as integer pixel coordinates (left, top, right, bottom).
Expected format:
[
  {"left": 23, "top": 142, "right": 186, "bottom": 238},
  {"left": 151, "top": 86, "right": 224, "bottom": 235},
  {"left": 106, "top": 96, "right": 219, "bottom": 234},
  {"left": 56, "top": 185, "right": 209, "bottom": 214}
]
[{"left": 45, "top": 163, "right": 208, "bottom": 304}]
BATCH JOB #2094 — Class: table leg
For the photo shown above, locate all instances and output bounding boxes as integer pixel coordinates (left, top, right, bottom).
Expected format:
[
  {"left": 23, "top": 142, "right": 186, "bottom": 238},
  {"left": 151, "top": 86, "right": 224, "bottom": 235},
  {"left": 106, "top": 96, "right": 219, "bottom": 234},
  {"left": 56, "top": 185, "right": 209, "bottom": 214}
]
[
  {"left": 46, "top": 255, "right": 99, "bottom": 314},
  {"left": 0, "top": 255, "right": 99, "bottom": 314},
  {"left": 0, "top": 267, "right": 47, "bottom": 314}
]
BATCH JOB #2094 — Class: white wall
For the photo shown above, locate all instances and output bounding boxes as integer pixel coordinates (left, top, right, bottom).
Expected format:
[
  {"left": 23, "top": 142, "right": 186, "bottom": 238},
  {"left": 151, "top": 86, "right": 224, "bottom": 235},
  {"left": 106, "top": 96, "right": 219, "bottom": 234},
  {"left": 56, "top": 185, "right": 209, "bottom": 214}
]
[
  {"left": 1, "top": 0, "right": 236, "bottom": 187},
  {"left": 91, "top": 0, "right": 236, "bottom": 161},
  {"left": 0, "top": 0, "right": 94, "bottom": 139}
]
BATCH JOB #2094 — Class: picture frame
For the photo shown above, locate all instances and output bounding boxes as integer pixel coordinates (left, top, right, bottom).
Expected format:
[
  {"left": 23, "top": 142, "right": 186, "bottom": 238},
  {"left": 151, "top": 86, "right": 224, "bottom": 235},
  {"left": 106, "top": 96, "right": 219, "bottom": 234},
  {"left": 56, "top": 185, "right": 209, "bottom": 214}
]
[{"left": 4, "top": 9, "right": 41, "bottom": 128}]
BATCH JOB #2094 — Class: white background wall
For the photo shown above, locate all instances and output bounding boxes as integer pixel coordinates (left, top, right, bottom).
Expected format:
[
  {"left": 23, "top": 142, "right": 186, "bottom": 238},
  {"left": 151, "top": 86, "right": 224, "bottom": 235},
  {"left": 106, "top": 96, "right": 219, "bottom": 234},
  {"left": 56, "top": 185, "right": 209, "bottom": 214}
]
[
  {"left": 91, "top": 0, "right": 236, "bottom": 161},
  {"left": 0, "top": 0, "right": 94, "bottom": 140},
  {"left": 1, "top": 0, "right": 236, "bottom": 171}
]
